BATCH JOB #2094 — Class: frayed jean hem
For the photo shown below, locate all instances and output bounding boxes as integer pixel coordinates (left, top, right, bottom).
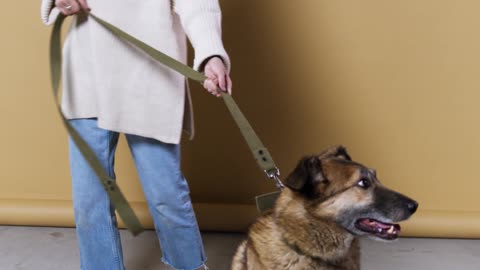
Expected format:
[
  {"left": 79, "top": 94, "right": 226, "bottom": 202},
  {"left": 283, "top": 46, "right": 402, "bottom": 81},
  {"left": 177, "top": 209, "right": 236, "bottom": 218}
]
[{"left": 161, "top": 257, "right": 209, "bottom": 270}]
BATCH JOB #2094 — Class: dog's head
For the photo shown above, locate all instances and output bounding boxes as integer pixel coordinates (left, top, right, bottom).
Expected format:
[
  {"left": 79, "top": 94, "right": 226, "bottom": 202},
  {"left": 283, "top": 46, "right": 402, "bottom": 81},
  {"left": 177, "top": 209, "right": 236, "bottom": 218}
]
[{"left": 284, "top": 145, "right": 418, "bottom": 241}]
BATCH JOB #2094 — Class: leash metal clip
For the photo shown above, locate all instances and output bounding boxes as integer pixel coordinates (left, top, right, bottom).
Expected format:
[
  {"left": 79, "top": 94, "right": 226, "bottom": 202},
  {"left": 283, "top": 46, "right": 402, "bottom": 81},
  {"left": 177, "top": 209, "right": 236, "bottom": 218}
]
[{"left": 264, "top": 167, "right": 285, "bottom": 190}]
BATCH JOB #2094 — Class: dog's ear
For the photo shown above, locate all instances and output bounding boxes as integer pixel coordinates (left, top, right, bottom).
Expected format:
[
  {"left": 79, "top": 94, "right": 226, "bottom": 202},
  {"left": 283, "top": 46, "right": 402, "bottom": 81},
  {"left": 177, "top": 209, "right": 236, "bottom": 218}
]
[
  {"left": 284, "top": 155, "right": 327, "bottom": 197},
  {"left": 318, "top": 145, "right": 352, "bottom": 161}
]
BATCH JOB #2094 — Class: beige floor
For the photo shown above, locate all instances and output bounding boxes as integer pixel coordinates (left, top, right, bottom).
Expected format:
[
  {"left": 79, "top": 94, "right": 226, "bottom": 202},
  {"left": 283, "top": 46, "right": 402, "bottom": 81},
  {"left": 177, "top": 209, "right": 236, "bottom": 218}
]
[{"left": 0, "top": 226, "right": 479, "bottom": 270}]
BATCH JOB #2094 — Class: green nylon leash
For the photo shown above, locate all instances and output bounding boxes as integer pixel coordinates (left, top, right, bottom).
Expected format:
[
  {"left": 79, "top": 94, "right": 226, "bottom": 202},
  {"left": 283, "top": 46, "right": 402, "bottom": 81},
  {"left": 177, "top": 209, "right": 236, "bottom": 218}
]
[
  {"left": 87, "top": 14, "right": 283, "bottom": 183},
  {"left": 50, "top": 13, "right": 283, "bottom": 235},
  {"left": 89, "top": 14, "right": 287, "bottom": 213}
]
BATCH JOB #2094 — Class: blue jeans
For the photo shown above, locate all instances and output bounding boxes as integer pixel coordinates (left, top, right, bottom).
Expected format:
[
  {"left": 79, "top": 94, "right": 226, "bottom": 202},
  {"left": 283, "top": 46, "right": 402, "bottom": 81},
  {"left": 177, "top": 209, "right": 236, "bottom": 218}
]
[{"left": 68, "top": 118, "right": 207, "bottom": 270}]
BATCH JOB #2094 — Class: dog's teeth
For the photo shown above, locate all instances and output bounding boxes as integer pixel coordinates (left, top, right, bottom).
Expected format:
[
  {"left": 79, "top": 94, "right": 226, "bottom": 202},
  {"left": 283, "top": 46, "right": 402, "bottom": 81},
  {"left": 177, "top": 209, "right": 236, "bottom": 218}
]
[{"left": 387, "top": 226, "right": 395, "bottom": 234}]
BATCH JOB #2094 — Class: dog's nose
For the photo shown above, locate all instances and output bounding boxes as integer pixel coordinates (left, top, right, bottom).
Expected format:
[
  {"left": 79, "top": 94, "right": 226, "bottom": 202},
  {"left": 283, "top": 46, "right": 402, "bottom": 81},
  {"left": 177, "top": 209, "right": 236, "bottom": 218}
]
[{"left": 406, "top": 200, "right": 418, "bottom": 214}]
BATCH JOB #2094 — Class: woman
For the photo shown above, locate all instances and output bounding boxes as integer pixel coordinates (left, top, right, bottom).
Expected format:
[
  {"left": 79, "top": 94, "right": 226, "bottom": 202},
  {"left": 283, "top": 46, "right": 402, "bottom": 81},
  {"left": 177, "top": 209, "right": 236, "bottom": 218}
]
[{"left": 40, "top": 0, "right": 232, "bottom": 269}]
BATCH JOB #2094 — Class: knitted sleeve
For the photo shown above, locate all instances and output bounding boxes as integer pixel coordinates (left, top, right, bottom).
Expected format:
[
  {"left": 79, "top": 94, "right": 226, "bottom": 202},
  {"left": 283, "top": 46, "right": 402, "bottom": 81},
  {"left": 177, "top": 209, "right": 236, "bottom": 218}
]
[
  {"left": 41, "top": 0, "right": 60, "bottom": 25},
  {"left": 173, "top": 0, "right": 231, "bottom": 72}
]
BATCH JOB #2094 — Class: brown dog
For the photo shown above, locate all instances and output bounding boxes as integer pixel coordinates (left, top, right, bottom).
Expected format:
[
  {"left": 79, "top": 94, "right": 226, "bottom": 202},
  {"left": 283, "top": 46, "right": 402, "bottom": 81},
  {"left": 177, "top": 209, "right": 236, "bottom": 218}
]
[{"left": 231, "top": 146, "right": 418, "bottom": 270}]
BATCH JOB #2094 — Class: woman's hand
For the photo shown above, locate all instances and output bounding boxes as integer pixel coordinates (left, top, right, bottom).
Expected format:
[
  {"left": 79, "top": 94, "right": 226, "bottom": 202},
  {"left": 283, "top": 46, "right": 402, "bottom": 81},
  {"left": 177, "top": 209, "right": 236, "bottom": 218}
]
[
  {"left": 203, "top": 57, "right": 232, "bottom": 98},
  {"left": 55, "top": 0, "right": 91, "bottom": 16}
]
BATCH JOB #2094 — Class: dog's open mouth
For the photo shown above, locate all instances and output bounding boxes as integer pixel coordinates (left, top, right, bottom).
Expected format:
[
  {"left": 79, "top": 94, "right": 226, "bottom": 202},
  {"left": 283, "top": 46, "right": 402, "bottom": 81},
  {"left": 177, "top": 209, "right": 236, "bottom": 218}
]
[{"left": 355, "top": 218, "right": 401, "bottom": 240}]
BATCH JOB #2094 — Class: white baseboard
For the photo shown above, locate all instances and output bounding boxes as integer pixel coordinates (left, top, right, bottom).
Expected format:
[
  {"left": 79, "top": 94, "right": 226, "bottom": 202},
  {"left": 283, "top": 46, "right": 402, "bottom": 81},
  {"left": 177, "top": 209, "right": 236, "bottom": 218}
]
[{"left": 0, "top": 199, "right": 479, "bottom": 238}]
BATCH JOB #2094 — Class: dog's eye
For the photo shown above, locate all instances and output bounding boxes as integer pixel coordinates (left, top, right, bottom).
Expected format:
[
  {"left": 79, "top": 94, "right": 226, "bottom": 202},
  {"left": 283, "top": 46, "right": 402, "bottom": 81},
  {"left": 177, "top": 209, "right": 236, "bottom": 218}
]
[{"left": 357, "top": 178, "right": 371, "bottom": 189}]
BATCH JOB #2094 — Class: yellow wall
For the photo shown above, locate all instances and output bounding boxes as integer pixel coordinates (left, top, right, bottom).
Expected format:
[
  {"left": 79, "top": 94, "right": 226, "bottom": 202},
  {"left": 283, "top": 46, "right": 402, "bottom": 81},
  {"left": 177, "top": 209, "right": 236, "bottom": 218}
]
[{"left": 1, "top": 1, "right": 479, "bottom": 238}]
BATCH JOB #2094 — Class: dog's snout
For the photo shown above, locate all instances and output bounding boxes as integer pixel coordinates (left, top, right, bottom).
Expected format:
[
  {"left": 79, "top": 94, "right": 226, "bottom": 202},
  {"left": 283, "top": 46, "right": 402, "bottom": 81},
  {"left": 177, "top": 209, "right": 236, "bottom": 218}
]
[{"left": 406, "top": 200, "right": 418, "bottom": 214}]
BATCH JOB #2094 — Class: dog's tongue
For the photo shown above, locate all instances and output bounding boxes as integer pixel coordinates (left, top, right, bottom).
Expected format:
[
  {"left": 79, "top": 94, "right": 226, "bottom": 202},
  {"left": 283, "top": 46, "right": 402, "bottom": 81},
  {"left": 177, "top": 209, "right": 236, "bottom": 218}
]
[
  {"left": 358, "top": 218, "right": 401, "bottom": 238},
  {"left": 361, "top": 219, "right": 393, "bottom": 229}
]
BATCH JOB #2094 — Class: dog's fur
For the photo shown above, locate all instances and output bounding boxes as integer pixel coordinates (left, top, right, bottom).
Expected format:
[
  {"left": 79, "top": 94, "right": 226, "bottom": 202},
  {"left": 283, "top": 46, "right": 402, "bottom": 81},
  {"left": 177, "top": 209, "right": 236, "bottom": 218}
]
[{"left": 231, "top": 146, "right": 418, "bottom": 270}]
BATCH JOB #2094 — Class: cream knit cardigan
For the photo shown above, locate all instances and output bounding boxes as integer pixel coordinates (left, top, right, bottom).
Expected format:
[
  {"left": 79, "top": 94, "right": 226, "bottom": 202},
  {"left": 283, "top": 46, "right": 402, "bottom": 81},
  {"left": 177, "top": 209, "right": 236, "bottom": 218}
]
[{"left": 41, "top": 0, "right": 230, "bottom": 144}]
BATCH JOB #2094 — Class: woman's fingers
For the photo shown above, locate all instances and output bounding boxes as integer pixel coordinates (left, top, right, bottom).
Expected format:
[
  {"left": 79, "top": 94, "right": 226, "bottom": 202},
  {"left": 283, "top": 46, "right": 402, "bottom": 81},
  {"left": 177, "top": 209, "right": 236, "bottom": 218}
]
[
  {"left": 204, "top": 67, "right": 222, "bottom": 97},
  {"left": 65, "top": 1, "right": 80, "bottom": 15},
  {"left": 55, "top": 0, "right": 88, "bottom": 16},
  {"left": 203, "top": 78, "right": 221, "bottom": 97},
  {"left": 77, "top": 0, "right": 91, "bottom": 12},
  {"left": 205, "top": 58, "right": 227, "bottom": 92},
  {"left": 203, "top": 57, "right": 233, "bottom": 96},
  {"left": 226, "top": 75, "right": 233, "bottom": 95},
  {"left": 216, "top": 70, "right": 227, "bottom": 91}
]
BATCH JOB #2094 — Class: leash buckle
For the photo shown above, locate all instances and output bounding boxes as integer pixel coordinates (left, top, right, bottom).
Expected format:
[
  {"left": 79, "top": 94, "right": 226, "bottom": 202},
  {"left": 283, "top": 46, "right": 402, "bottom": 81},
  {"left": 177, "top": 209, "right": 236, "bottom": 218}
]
[{"left": 264, "top": 167, "right": 284, "bottom": 189}]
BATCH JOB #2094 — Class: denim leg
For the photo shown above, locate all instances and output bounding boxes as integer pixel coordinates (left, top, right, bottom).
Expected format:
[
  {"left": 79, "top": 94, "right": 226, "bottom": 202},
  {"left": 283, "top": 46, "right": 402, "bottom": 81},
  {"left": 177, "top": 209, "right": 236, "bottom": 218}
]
[
  {"left": 125, "top": 134, "right": 207, "bottom": 270},
  {"left": 68, "top": 118, "right": 125, "bottom": 270}
]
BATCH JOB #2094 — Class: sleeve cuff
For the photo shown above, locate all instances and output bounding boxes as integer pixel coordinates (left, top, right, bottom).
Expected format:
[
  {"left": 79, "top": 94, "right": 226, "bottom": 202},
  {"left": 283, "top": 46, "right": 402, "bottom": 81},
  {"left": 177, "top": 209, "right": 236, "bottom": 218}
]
[
  {"left": 41, "top": 0, "right": 60, "bottom": 25},
  {"left": 194, "top": 51, "right": 231, "bottom": 73},
  {"left": 173, "top": 0, "right": 231, "bottom": 73}
]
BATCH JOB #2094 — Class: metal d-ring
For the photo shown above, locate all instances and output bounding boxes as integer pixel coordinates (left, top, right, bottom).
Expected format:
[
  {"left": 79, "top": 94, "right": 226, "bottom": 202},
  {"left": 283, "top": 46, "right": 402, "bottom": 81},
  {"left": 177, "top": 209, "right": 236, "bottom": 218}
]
[{"left": 265, "top": 167, "right": 285, "bottom": 189}]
